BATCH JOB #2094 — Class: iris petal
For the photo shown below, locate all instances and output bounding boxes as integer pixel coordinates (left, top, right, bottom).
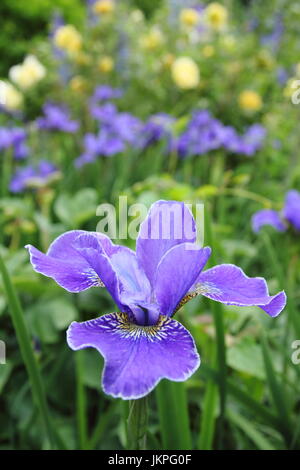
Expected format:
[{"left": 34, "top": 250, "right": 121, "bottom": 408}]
[
  {"left": 136, "top": 200, "right": 197, "bottom": 287},
  {"left": 67, "top": 312, "right": 200, "bottom": 400},
  {"left": 193, "top": 264, "right": 286, "bottom": 317},
  {"left": 251, "top": 209, "right": 286, "bottom": 233},
  {"left": 25, "top": 231, "right": 110, "bottom": 293},
  {"left": 155, "top": 243, "right": 211, "bottom": 316}
]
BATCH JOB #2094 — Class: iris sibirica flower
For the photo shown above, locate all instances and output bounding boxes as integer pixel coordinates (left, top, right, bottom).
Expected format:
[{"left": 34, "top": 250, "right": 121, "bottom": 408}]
[
  {"left": 252, "top": 190, "right": 300, "bottom": 233},
  {"left": 10, "top": 160, "right": 60, "bottom": 193},
  {"left": 36, "top": 103, "right": 79, "bottom": 133},
  {"left": 26, "top": 201, "right": 286, "bottom": 399},
  {"left": 0, "top": 127, "right": 29, "bottom": 159},
  {"left": 76, "top": 102, "right": 142, "bottom": 167},
  {"left": 176, "top": 111, "right": 266, "bottom": 158}
]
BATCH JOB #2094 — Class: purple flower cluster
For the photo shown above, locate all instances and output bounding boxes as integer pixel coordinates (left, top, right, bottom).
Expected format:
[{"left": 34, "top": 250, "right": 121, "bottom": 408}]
[
  {"left": 26, "top": 201, "right": 286, "bottom": 399},
  {"left": 252, "top": 190, "right": 300, "bottom": 233},
  {"left": 138, "top": 113, "right": 175, "bottom": 151},
  {"left": 36, "top": 103, "right": 79, "bottom": 133},
  {"left": 76, "top": 92, "right": 143, "bottom": 167},
  {"left": 0, "top": 127, "right": 29, "bottom": 159},
  {"left": 10, "top": 160, "right": 60, "bottom": 193},
  {"left": 76, "top": 99, "right": 266, "bottom": 168},
  {"left": 176, "top": 111, "right": 266, "bottom": 158}
]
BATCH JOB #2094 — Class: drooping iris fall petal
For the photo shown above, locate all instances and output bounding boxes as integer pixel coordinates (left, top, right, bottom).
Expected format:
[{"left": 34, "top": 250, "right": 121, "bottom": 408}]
[{"left": 67, "top": 312, "right": 200, "bottom": 400}]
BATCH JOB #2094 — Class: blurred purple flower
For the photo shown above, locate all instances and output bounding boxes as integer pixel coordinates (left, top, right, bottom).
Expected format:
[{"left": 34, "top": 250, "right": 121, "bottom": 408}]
[
  {"left": 77, "top": 102, "right": 143, "bottom": 167},
  {"left": 10, "top": 160, "right": 60, "bottom": 193},
  {"left": 0, "top": 127, "right": 29, "bottom": 160},
  {"left": 252, "top": 189, "right": 300, "bottom": 234},
  {"left": 283, "top": 190, "right": 300, "bottom": 231},
  {"left": 139, "top": 113, "right": 175, "bottom": 150},
  {"left": 36, "top": 103, "right": 79, "bottom": 133},
  {"left": 238, "top": 124, "right": 267, "bottom": 156},
  {"left": 251, "top": 209, "right": 286, "bottom": 233},
  {"left": 92, "top": 85, "right": 123, "bottom": 102},
  {"left": 176, "top": 110, "right": 265, "bottom": 158},
  {"left": 177, "top": 111, "right": 225, "bottom": 157}
]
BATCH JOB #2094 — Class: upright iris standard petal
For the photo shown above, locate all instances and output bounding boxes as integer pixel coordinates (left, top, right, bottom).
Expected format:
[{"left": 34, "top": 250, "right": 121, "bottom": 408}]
[
  {"left": 194, "top": 264, "right": 286, "bottom": 317},
  {"left": 155, "top": 243, "right": 211, "bottom": 316},
  {"left": 25, "top": 231, "right": 110, "bottom": 292},
  {"left": 136, "top": 200, "right": 197, "bottom": 286},
  {"left": 67, "top": 312, "right": 200, "bottom": 400},
  {"left": 283, "top": 190, "right": 300, "bottom": 231},
  {"left": 251, "top": 209, "right": 286, "bottom": 233}
]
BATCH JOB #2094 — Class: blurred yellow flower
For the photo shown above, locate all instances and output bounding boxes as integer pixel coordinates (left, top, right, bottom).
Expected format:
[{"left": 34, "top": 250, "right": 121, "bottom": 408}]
[
  {"left": 140, "top": 28, "right": 164, "bottom": 50},
  {"left": 98, "top": 56, "right": 114, "bottom": 73},
  {"left": 69, "top": 76, "right": 87, "bottom": 92},
  {"left": 202, "top": 45, "right": 215, "bottom": 57},
  {"left": 54, "top": 25, "right": 82, "bottom": 54},
  {"left": 283, "top": 78, "right": 297, "bottom": 98},
  {"left": 93, "top": 0, "right": 115, "bottom": 15},
  {"left": 205, "top": 2, "right": 228, "bottom": 31},
  {"left": 0, "top": 82, "right": 23, "bottom": 111},
  {"left": 238, "top": 90, "right": 262, "bottom": 112},
  {"left": 179, "top": 8, "right": 199, "bottom": 27},
  {"left": 171, "top": 57, "right": 200, "bottom": 90},
  {"left": 9, "top": 55, "right": 46, "bottom": 90}
]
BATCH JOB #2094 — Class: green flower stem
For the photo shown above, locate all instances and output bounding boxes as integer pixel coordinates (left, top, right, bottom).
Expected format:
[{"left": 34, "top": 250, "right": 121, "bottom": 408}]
[
  {"left": 127, "top": 396, "right": 148, "bottom": 450},
  {"left": 75, "top": 350, "right": 88, "bottom": 449},
  {"left": 0, "top": 249, "right": 56, "bottom": 449},
  {"left": 1, "top": 148, "right": 12, "bottom": 198}
]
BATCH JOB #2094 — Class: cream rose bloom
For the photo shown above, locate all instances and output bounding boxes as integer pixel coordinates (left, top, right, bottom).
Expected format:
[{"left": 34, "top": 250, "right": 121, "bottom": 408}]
[
  {"left": 0, "top": 81, "right": 23, "bottom": 111},
  {"left": 171, "top": 57, "right": 200, "bottom": 89},
  {"left": 9, "top": 55, "right": 46, "bottom": 90}
]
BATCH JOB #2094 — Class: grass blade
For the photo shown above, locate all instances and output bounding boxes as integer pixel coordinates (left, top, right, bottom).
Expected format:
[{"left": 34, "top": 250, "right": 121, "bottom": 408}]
[
  {"left": 156, "top": 380, "right": 191, "bottom": 449},
  {"left": 0, "top": 249, "right": 56, "bottom": 448},
  {"left": 227, "top": 409, "right": 276, "bottom": 450},
  {"left": 261, "top": 333, "right": 293, "bottom": 446},
  {"left": 203, "top": 205, "right": 227, "bottom": 445}
]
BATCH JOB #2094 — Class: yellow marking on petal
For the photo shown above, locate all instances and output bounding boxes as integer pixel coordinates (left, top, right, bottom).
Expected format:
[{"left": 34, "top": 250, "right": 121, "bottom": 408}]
[
  {"left": 115, "top": 313, "right": 171, "bottom": 341},
  {"left": 173, "top": 282, "right": 220, "bottom": 314}
]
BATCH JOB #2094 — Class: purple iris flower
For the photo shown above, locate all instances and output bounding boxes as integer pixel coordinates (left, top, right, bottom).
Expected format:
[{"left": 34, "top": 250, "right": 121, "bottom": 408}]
[
  {"left": 238, "top": 124, "right": 267, "bottom": 156},
  {"left": 252, "top": 189, "right": 300, "bottom": 233},
  {"left": 0, "top": 127, "right": 29, "bottom": 160},
  {"left": 176, "top": 111, "right": 266, "bottom": 158},
  {"left": 36, "top": 103, "right": 79, "bottom": 133},
  {"left": 10, "top": 160, "right": 60, "bottom": 193},
  {"left": 251, "top": 209, "right": 287, "bottom": 233},
  {"left": 177, "top": 111, "right": 225, "bottom": 157},
  {"left": 92, "top": 85, "right": 123, "bottom": 102},
  {"left": 77, "top": 102, "right": 143, "bottom": 167},
  {"left": 283, "top": 190, "right": 300, "bottom": 231},
  {"left": 139, "top": 113, "right": 175, "bottom": 150},
  {"left": 26, "top": 201, "right": 286, "bottom": 399}
]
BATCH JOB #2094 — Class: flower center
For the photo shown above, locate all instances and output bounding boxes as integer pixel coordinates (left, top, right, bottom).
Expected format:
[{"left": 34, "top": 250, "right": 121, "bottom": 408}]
[{"left": 116, "top": 313, "right": 171, "bottom": 341}]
